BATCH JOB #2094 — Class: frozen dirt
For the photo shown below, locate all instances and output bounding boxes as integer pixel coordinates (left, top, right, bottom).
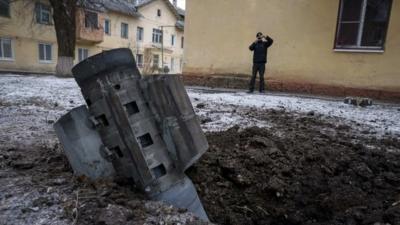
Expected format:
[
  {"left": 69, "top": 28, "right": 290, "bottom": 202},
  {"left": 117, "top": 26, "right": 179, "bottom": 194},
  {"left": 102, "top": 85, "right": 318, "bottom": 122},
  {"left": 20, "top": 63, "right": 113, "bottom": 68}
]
[{"left": 0, "top": 74, "right": 399, "bottom": 225}]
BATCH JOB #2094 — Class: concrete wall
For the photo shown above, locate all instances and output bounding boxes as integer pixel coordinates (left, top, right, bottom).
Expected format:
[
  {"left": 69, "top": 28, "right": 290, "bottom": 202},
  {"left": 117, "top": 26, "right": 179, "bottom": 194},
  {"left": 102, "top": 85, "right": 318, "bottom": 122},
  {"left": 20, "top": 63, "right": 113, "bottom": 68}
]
[
  {"left": 184, "top": 0, "right": 400, "bottom": 92},
  {"left": 0, "top": 0, "right": 184, "bottom": 74}
]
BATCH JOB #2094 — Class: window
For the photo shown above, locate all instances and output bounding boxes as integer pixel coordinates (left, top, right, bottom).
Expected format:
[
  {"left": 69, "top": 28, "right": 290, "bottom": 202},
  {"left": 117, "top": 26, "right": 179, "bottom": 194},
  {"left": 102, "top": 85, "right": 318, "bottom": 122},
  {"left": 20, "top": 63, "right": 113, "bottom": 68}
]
[
  {"left": 153, "top": 54, "right": 159, "bottom": 67},
  {"left": 0, "top": 0, "right": 10, "bottom": 17},
  {"left": 121, "top": 23, "right": 129, "bottom": 39},
  {"left": 104, "top": 19, "right": 111, "bottom": 35},
  {"left": 152, "top": 28, "right": 162, "bottom": 43},
  {"left": 171, "top": 35, "right": 175, "bottom": 46},
  {"left": 137, "top": 27, "right": 143, "bottom": 41},
  {"left": 170, "top": 58, "right": 174, "bottom": 72},
  {"left": 38, "top": 43, "right": 52, "bottom": 62},
  {"left": 85, "top": 11, "right": 98, "bottom": 29},
  {"left": 335, "top": 0, "right": 392, "bottom": 50},
  {"left": 136, "top": 54, "right": 143, "bottom": 67},
  {"left": 181, "top": 36, "right": 184, "bottom": 48},
  {"left": 157, "top": 9, "right": 161, "bottom": 17},
  {"left": 35, "top": 3, "right": 51, "bottom": 24},
  {"left": 78, "top": 48, "right": 89, "bottom": 62},
  {"left": 0, "top": 38, "right": 13, "bottom": 60}
]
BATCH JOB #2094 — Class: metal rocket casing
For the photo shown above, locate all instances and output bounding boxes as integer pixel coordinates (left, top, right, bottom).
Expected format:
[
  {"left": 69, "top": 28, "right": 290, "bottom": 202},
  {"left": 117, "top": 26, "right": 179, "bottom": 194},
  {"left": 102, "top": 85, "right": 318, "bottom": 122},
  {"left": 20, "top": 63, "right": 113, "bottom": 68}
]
[{"left": 67, "top": 48, "right": 209, "bottom": 220}]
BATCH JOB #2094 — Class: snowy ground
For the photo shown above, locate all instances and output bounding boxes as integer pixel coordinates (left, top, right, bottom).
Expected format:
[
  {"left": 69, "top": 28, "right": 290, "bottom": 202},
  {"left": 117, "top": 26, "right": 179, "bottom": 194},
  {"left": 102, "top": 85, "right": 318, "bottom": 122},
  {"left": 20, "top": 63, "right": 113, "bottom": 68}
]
[
  {"left": 0, "top": 74, "right": 399, "bottom": 143},
  {"left": 0, "top": 74, "right": 399, "bottom": 225}
]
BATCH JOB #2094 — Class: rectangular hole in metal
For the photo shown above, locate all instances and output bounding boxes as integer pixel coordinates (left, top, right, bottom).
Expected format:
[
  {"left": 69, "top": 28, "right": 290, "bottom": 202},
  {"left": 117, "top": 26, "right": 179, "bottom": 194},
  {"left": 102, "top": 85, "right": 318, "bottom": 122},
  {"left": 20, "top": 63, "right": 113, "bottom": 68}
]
[
  {"left": 151, "top": 164, "right": 166, "bottom": 179},
  {"left": 110, "top": 146, "right": 123, "bottom": 158},
  {"left": 138, "top": 133, "right": 153, "bottom": 148},
  {"left": 124, "top": 101, "right": 140, "bottom": 115},
  {"left": 95, "top": 114, "right": 109, "bottom": 127}
]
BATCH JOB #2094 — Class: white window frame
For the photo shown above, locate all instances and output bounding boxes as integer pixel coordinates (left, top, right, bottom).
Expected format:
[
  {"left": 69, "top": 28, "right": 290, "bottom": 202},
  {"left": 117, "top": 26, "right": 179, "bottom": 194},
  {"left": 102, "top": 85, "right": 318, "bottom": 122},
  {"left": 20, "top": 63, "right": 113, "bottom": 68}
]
[
  {"left": 335, "top": 0, "right": 392, "bottom": 51},
  {"left": 104, "top": 19, "right": 111, "bottom": 35},
  {"left": 0, "top": 37, "right": 14, "bottom": 61},
  {"left": 78, "top": 48, "right": 89, "bottom": 62},
  {"left": 121, "top": 22, "right": 129, "bottom": 39},
  {"left": 36, "top": 3, "right": 51, "bottom": 25},
  {"left": 38, "top": 42, "right": 52, "bottom": 63},
  {"left": 152, "top": 28, "right": 162, "bottom": 43}
]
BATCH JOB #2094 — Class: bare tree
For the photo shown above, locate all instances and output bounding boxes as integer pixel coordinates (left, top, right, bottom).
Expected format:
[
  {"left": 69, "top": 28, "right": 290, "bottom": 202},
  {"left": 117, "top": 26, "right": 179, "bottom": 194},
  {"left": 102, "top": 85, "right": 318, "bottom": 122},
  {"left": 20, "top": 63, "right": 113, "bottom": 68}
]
[{"left": 49, "top": 0, "right": 76, "bottom": 77}]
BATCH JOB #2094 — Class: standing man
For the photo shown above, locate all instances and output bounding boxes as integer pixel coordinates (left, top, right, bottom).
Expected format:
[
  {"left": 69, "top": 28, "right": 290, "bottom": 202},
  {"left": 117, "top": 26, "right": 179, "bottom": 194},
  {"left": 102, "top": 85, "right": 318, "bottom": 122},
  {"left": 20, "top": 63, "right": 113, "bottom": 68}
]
[{"left": 248, "top": 32, "right": 274, "bottom": 93}]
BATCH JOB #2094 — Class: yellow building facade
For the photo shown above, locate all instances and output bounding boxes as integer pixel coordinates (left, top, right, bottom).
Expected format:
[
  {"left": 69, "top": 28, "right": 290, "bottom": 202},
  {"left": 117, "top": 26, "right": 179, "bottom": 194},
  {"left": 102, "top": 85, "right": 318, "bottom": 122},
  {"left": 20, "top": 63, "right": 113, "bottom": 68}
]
[
  {"left": 0, "top": 0, "right": 185, "bottom": 74},
  {"left": 184, "top": 0, "right": 400, "bottom": 99}
]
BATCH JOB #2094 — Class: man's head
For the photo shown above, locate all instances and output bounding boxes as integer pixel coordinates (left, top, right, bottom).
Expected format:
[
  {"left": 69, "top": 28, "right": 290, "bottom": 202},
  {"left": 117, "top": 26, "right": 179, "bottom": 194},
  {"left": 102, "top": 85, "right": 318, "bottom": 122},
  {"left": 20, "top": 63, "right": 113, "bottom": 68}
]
[{"left": 256, "top": 32, "right": 263, "bottom": 40}]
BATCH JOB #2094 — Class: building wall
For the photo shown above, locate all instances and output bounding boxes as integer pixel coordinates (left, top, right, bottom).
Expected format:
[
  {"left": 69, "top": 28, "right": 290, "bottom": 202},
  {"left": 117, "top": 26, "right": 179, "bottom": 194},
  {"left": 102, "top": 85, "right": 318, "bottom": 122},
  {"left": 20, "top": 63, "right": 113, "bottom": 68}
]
[
  {"left": 0, "top": 0, "right": 184, "bottom": 74},
  {"left": 135, "top": 0, "right": 184, "bottom": 73},
  {"left": 0, "top": 0, "right": 57, "bottom": 73},
  {"left": 184, "top": 0, "right": 400, "bottom": 92}
]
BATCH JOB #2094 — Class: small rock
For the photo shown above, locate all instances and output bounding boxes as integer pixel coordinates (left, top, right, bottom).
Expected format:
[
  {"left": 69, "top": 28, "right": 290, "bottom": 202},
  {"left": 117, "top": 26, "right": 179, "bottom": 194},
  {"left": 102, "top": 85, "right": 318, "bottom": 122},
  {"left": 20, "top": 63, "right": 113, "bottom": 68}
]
[
  {"left": 307, "top": 111, "right": 315, "bottom": 116},
  {"left": 196, "top": 103, "right": 206, "bottom": 109},
  {"left": 201, "top": 117, "right": 212, "bottom": 124},
  {"left": 11, "top": 161, "right": 34, "bottom": 170},
  {"left": 47, "top": 119, "right": 55, "bottom": 124},
  {"left": 69, "top": 100, "right": 74, "bottom": 104}
]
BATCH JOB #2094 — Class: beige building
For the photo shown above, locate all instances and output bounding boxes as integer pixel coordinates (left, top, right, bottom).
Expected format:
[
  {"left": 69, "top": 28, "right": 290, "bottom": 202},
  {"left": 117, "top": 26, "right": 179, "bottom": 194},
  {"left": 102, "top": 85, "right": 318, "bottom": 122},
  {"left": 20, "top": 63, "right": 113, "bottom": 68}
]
[
  {"left": 0, "top": 0, "right": 185, "bottom": 74},
  {"left": 184, "top": 0, "right": 400, "bottom": 100}
]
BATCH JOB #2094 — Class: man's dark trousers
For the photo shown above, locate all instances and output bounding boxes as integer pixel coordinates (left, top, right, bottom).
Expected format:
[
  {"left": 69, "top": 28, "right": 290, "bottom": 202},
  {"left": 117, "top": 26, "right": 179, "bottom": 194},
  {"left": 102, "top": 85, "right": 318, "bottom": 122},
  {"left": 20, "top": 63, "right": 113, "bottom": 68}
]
[{"left": 249, "top": 63, "right": 266, "bottom": 92}]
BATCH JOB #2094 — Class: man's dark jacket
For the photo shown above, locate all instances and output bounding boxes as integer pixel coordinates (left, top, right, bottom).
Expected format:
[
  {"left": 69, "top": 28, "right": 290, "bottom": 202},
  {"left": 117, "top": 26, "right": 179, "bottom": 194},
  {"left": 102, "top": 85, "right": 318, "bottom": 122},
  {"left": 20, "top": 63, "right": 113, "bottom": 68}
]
[{"left": 249, "top": 36, "right": 274, "bottom": 64}]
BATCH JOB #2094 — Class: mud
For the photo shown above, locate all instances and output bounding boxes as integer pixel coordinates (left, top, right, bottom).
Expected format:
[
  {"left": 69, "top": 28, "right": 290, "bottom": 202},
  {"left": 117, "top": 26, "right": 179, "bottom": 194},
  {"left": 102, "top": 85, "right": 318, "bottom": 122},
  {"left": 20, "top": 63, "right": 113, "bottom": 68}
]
[{"left": 188, "top": 109, "right": 400, "bottom": 225}]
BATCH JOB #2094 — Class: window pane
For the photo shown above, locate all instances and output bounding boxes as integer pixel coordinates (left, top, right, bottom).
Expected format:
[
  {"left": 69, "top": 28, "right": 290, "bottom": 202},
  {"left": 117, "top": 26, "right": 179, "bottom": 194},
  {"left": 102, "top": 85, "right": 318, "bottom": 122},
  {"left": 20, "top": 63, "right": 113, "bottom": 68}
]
[
  {"left": 0, "top": 40, "right": 3, "bottom": 57},
  {"left": 3, "top": 39, "right": 11, "bottom": 58},
  {"left": 84, "top": 49, "right": 88, "bottom": 59},
  {"left": 0, "top": 0, "right": 10, "bottom": 17},
  {"left": 39, "top": 44, "right": 44, "bottom": 60},
  {"left": 341, "top": 0, "right": 363, "bottom": 21},
  {"left": 45, "top": 44, "right": 51, "bottom": 60},
  {"left": 361, "top": 0, "right": 391, "bottom": 47},
  {"left": 105, "top": 20, "right": 110, "bottom": 34},
  {"left": 337, "top": 23, "right": 360, "bottom": 46},
  {"left": 365, "top": 0, "right": 391, "bottom": 22}
]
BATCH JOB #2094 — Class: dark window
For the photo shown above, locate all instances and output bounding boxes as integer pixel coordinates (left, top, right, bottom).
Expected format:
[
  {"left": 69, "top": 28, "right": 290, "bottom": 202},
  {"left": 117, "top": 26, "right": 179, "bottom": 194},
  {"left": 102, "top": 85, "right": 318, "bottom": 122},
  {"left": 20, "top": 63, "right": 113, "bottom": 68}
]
[
  {"left": 85, "top": 11, "right": 98, "bottom": 29},
  {"left": 35, "top": 2, "right": 51, "bottom": 24},
  {"left": 171, "top": 35, "right": 175, "bottom": 46},
  {"left": 181, "top": 36, "right": 184, "bottom": 48},
  {"left": 157, "top": 9, "right": 161, "bottom": 17},
  {"left": 38, "top": 43, "right": 52, "bottom": 62},
  {"left": 137, "top": 27, "right": 143, "bottom": 41},
  {"left": 78, "top": 48, "right": 89, "bottom": 62},
  {"left": 335, "top": 0, "right": 392, "bottom": 50},
  {"left": 152, "top": 28, "right": 162, "bottom": 43},
  {"left": 0, "top": 38, "right": 13, "bottom": 59},
  {"left": 153, "top": 54, "right": 159, "bottom": 67},
  {"left": 0, "top": 0, "right": 10, "bottom": 17},
  {"left": 136, "top": 54, "right": 143, "bottom": 67},
  {"left": 104, "top": 19, "right": 111, "bottom": 35},
  {"left": 138, "top": 133, "right": 153, "bottom": 148},
  {"left": 121, "top": 23, "right": 129, "bottom": 39}
]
